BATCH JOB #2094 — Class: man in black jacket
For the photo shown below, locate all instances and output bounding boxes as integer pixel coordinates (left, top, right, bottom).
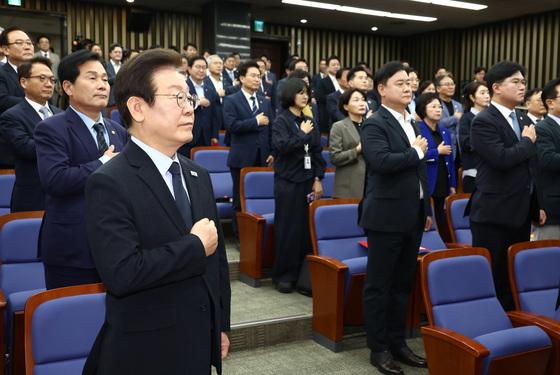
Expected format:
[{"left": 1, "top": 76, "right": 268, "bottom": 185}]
[{"left": 360, "top": 61, "right": 431, "bottom": 375}]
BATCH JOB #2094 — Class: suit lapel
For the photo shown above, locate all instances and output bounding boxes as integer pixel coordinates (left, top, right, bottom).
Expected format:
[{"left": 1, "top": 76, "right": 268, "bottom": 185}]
[
  {"left": 178, "top": 158, "right": 205, "bottom": 222},
  {"left": 65, "top": 108, "right": 101, "bottom": 159},
  {"left": 343, "top": 117, "right": 361, "bottom": 144},
  {"left": 489, "top": 104, "right": 518, "bottom": 142},
  {"left": 379, "top": 106, "right": 411, "bottom": 146},
  {"left": 236, "top": 91, "right": 253, "bottom": 117}
]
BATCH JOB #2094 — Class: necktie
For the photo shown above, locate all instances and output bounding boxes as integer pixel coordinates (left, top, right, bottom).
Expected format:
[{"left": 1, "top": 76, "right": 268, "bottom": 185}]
[
  {"left": 509, "top": 112, "right": 521, "bottom": 140},
  {"left": 168, "top": 162, "right": 193, "bottom": 229},
  {"left": 92, "top": 123, "right": 109, "bottom": 154},
  {"left": 43, "top": 52, "right": 48, "bottom": 58},
  {"left": 38, "top": 106, "right": 51, "bottom": 120},
  {"left": 250, "top": 96, "right": 258, "bottom": 115}
]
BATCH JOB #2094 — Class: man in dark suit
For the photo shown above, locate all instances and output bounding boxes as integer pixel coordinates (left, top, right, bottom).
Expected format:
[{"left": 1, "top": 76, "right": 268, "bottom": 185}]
[
  {"left": 0, "top": 57, "right": 61, "bottom": 211},
  {"left": 469, "top": 61, "right": 543, "bottom": 311},
  {"left": 311, "top": 58, "right": 327, "bottom": 93},
  {"left": 223, "top": 53, "right": 238, "bottom": 91},
  {"left": 83, "top": 48, "right": 230, "bottom": 375},
  {"left": 180, "top": 55, "right": 218, "bottom": 157},
  {"left": 524, "top": 87, "right": 547, "bottom": 125},
  {"left": 326, "top": 67, "right": 350, "bottom": 124},
  {"left": 205, "top": 54, "right": 229, "bottom": 131},
  {"left": 315, "top": 55, "right": 341, "bottom": 132},
  {"left": 535, "top": 78, "right": 560, "bottom": 240},
  {"left": 35, "top": 50, "right": 128, "bottom": 290},
  {"left": 0, "top": 26, "right": 35, "bottom": 168},
  {"left": 260, "top": 54, "right": 277, "bottom": 87},
  {"left": 275, "top": 58, "right": 308, "bottom": 113},
  {"left": 257, "top": 58, "right": 275, "bottom": 108},
  {"left": 105, "top": 43, "right": 123, "bottom": 106},
  {"left": 360, "top": 61, "right": 430, "bottom": 375},
  {"left": 223, "top": 61, "right": 274, "bottom": 237}
]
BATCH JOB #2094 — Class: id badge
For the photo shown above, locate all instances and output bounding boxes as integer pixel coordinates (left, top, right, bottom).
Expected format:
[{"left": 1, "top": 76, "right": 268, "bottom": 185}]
[{"left": 304, "top": 155, "right": 311, "bottom": 169}]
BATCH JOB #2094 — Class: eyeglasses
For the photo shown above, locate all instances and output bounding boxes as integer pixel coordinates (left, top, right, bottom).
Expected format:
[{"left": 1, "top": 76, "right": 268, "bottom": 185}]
[
  {"left": 28, "top": 75, "right": 57, "bottom": 84},
  {"left": 154, "top": 91, "right": 198, "bottom": 109},
  {"left": 244, "top": 73, "right": 261, "bottom": 79},
  {"left": 505, "top": 78, "right": 526, "bottom": 86},
  {"left": 7, "top": 40, "right": 33, "bottom": 48}
]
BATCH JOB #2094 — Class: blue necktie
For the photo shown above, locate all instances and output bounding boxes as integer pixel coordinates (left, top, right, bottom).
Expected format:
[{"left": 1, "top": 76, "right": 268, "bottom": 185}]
[
  {"left": 509, "top": 112, "right": 521, "bottom": 140},
  {"left": 168, "top": 162, "right": 193, "bottom": 230},
  {"left": 250, "top": 96, "right": 258, "bottom": 115},
  {"left": 93, "top": 123, "right": 109, "bottom": 154}
]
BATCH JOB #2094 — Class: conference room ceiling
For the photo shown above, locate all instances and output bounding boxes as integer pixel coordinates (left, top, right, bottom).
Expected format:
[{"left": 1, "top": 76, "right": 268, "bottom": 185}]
[{"left": 89, "top": 0, "right": 560, "bottom": 36}]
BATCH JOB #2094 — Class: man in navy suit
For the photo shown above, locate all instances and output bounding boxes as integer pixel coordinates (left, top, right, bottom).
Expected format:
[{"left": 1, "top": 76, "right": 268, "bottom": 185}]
[
  {"left": 326, "top": 67, "right": 350, "bottom": 124},
  {"left": 311, "top": 58, "right": 327, "bottom": 93},
  {"left": 205, "top": 54, "right": 229, "bottom": 132},
  {"left": 0, "top": 57, "right": 61, "bottom": 211},
  {"left": 180, "top": 55, "right": 218, "bottom": 157},
  {"left": 257, "top": 59, "right": 275, "bottom": 108},
  {"left": 260, "top": 54, "right": 277, "bottom": 87},
  {"left": 223, "top": 54, "right": 238, "bottom": 91},
  {"left": 469, "top": 61, "right": 544, "bottom": 310},
  {"left": 105, "top": 43, "right": 123, "bottom": 107},
  {"left": 223, "top": 61, "right": 274, "bottom": 236},
  {"left": 316, "top": 55, "right": 341, "bottom": 132},
  {"left": 0, "top": 26, "right": 35, "bottom": 168},
  {"left": 35, "top": 50, "right": 128, "bottom": 290}
]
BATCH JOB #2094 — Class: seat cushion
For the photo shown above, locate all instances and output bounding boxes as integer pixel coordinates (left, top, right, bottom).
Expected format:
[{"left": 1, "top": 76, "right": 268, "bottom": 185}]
[
  {"left": 475, "top": 325, "right": 551, "bottom": 375},
  {"left": 34, "top": 357, "right": 87, "bottom": 375},
  {"left": 342, "top": 256, "right": 367, "bottom": 301}
]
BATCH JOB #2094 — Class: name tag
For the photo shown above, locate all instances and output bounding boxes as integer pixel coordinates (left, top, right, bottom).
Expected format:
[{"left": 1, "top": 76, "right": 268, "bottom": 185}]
[{"left": 304, "top": 155, "right": 311, "bottom": 170}]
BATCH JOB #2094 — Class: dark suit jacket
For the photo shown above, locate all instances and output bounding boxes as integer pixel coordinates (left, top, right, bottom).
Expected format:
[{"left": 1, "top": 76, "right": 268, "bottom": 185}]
[
  {"left": 536, "top": 116, "right": 560, "bottom": 225},
  {"left": 223, "top": 90, "right": 274, "bottom": 168},
  {"left": 0, "top": 63, "right": 25, "bottom": 167},
  {"left": 0, "top": 100, "right": 61, "bottom": 211},
  {"left": 315, "top": 76, "right": 336, "bottom": 132},
  {"left": 327, "top": 90, "right": 344, "bottom": 124},
  {"left": 181, "top": 79, "right": 219, "bottom": 155},
  {"left": 83, "top": 141, "right": 230, "bottom": 374},
  {"left": 34, "top": 108, "right": 128, "bottom": 268},
  {"left": 204, "top": 76, "right": 225, "bottom": 131},
  {"left": 105, "top": 60, "right": 118, "bottom": 106},
  {"left": 458, "top": 110, "right": 480, "bottom": 170},
  {"left": 359, "top": 106, "right": 431, "bottom": 232},
  {"left": 311, "top": 73, "right": 324, "bottom": 93},
  {"left": 469, "top": 104, "right": 538, "bottom": 227}
]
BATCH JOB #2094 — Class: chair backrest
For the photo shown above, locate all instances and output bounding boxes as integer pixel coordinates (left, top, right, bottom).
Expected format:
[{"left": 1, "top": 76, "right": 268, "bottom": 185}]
[
  {"left": 217, "top": 130, "right": 226, "bottom": 146},
  {"left": 322, "top": 149, "right": 334, "bottom": 169},
  {"left": 509, "top": 241, "right": 560, "bottom": 319},
  {"left": 240, "top": 167, "right": 275, "bottom": 215},
  {"left": 310, "top": 199, "right": 365, "bottom": 261},
  {"left": 191, "top": 147, "right": 232, "bottom": 199},
  {"left": 109, "top": 109, "right": 121, "bottom": 125},
  {"left": 0, "top": 213, "right": 45, "bottom": 295},
  {"left": 420, "top": 218, "right": 446, "bottom": 251},
  {"left": 446, "top": 193, "right": 472, "bottom": 244},
  {"left": 25, "top": 284, "right": 106, "bottom": 375},
  {"left": 421, "top": 248, "right": 512, "bottom": 339},
  {"left": 321, "top": 169, "right": 335, "bottom": 199},
  {"left": 0, "top": 173, "right": 15, "bottom": 214},
  {"left": 320, "top": 133, "right": 329, "bottom": 148}
]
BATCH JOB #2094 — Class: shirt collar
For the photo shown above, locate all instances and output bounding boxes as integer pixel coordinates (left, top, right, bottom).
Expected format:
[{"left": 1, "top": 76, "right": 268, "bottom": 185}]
[
  {"left": 189, "top": 76, "right": 204, "bottom": 89},
  {"left": 470, "top": 107, "right": 481, "bottom": 115},
  {"left": 382, "top": 104, "right": 412, "bottom": 124},
  {"left": 69, "top": 105, "right": 104, "bottom": 129},
  {"left": 25, "top": 97, "right": 49, "bottom": 113},
  {"left": 130, "top": 136, "right": 180, "bottom": 177},
  {"left": 241, "top": 88, "right": 257, "bottom": 101},
  {"left": 111, "top": 59, "right": 121, "bottom": 67},
  {"left": 527, "top": 113, "right": 542, "bottom": 124},
  {"left": 491, "top": 101, "right": 516, "bottom": 121},
  {"left": 548, "top": 114, "right": 560, "bottom": 127},
  {"left": 8, "top": 61, "right": 18, "bottom": 73}
]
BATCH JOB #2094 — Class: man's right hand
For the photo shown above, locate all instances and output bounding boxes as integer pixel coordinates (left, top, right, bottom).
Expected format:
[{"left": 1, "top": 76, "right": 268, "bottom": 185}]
[
  {"left": 412, "top": 135, "right": 428, "bottom": 154},
  {"left": 256, "top": 113, "right": 269, "bottom": 126},
  {"left": 191, "top": 218, "right": 218, "bottom": 256},
  {"left": 522, "top": 125, "right": 537, "bottom": 143},
  {"left": 104, "top": 145, "right": 118, "bottom": 159}
]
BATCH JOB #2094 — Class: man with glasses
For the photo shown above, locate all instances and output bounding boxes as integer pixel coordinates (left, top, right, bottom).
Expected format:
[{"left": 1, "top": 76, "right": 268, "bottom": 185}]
[
  {"left": 82, "top": 48, "right": 230, "bottom": 375},
  {"left": 0, "top": 57, "right": 61, "bottom": 211},
  {"left": 34, "top": 50, "right": 128, "bottom": 290},
  {"left": 468, "top": 61, "right": 543, "bottom": 310},
  {"left": 435, "top": 72, "right": 462, "bottom": 158}
]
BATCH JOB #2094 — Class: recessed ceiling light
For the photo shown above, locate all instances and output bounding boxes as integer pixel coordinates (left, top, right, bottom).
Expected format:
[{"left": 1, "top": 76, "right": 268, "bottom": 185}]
[
  {"left": 282, "top": 0, "right": 437, "bottom": 22},
  {"left": 126, "top": 0, "right": 134, "bottom": 3},
  {"left": 371, "top": 26, "right": 379, "bottom": 31},
  {"left": 300, "top": 19, "right": 308, "bottom": 23},
  {"left": 411, "top": 0, "right": 487, "bottom": 11}
]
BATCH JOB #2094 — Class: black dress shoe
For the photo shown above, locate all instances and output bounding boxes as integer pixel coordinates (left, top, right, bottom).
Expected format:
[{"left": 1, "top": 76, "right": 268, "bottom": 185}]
[
  {"left": 391, "top": 346, "right": 427, "bottom": 368},
  {"left": 370, "top": 351, "right": 404, "bottom": 375},
  {"left": 275, "top": 281, "right": 294, "bottom": 293}
]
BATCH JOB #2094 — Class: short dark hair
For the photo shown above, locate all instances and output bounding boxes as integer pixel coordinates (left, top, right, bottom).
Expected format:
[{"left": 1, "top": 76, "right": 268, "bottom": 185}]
[
  {"left": 356, "top": 61, "right": 370, "bottom": 69},
  {"left": 58, "top": 50, "right": 102, "bottom": 86},
  {"left": 0, "top": 26, "right": 26, "bottom": 47},
  {"left": 36, "top": 34, "right": 50, "bottom": 44},
  {"left": 541, "top": 78, "right": 560, "bottom": 111},
  {"left": 183, "top": 42, "right": 197, "bottom": 50},
  {"left": 336, "top": 67, "right": 350, "bottom": 80},
  {"left": 260, "top": 54, "right": 270, "bottom": 60},
  {"left": 288, "top": 58, "right": 307, "bottom": 71},
  {"left": 280, "top": 77, "right": 309, "bottom": 110},
  {"left": 339, "top": 88, "right": 366, "bottom": 116},
  {"left": 374, "top": 61, "right": 405, "bottom": 91},
  {"left": 238, "top": 60, "right": 260, "bottom": 78},
  {"left": 347, "top": 66, "right": 369, "bottom": 82},
  {"left": 109, "top": 43, "right": 122, "bottom": 53},
  {"left": 462, "top": 81, "right": 487, "bottom": 112},
  {"left": 231, "top": 52, "right": 241, "bottom": 58},
  {"left": 415, "top": 93, "right": 440, "bottom": 120},
  {"left": 485, "top": 61, "right": 526, "bottom": 96},
  {"left": 524, "top": 87, "right": 542, "bottom": 103},
  {"left": 188, "top": 55, "right": 207, "bottom": 68},
  {"left": 434, "top": 72, "right": 455, "bottom": 87},
  {"left": 418, "top": 80, "right": 435, "bottom": 94},
  {"left": 289, "top": 68, "right": 311, "bottom": 81},
  {"left": 18, "top": 56, "right": 52, "bottom": 81},
  {"left": 474, "top": 66, "right": 486, "bottom": 74},
  {"left": 326, "top": 55, "right": 340, "bottom": 66},
  {"left": 114, "top": 48, "right": 181, "bottom": 129}
]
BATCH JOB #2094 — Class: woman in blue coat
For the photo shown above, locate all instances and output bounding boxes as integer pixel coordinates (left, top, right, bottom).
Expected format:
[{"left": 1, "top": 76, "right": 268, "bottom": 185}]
[{"left": 416, "top": 93, "right": 456, "bottom": 241}]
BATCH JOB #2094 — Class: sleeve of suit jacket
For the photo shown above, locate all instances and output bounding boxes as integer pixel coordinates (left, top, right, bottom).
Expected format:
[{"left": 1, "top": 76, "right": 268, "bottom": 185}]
[
  {"left": 0, "top": 72, "right": 23, "bottom": 113},
  {"left": 222, "top": 96, "right": 258, "bottom": 133},
  {"left": 536, "top": 123, "right": 560, "bottom": 172},
  {"left": 0, "top": 111, "right": 36, "bottom": 160}
]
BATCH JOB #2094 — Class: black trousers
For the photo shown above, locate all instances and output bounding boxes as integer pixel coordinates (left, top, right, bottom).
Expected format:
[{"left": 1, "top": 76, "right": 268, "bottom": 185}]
[
  {"left": 363, "top": 203, "right": 424, "bottom": 352},
  {"left": 432, "top": 195, "right": 451, "bottom": 243},
  {"left": 273, "top": 177, "right": 313, "bottom": 283},
  {"left": 462, "top": 176, "right": 476, "bottom": 194},
  {"left": 471, "top": 218, "right": 531, "bottom": 311},
  {"left": 44, "top": 264, "right": 101, "bottom": 290}
]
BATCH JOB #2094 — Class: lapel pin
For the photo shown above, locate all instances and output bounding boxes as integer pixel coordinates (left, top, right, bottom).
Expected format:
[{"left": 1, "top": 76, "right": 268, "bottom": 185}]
[
  {"left": 111, "top": 130, "right": 116, "bottom": 134},
  {"left": 190, "top": 170, "right": 198, "bottom": 177}
]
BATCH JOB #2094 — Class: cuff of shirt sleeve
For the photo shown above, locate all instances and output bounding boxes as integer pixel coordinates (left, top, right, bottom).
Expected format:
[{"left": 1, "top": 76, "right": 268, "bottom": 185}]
[
  {"left": 99, "top": 155, "right": 111, "bottom": 164},
  {"left": 412, "top": 145, "right": 424, "bottom": 160}
]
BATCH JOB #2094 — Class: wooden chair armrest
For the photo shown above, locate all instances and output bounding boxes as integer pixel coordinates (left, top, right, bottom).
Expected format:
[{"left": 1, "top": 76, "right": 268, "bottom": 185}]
[
  {"left": 0, "top": 289, "right": 7, "bottom": 308},
  {"left": 307, "top": 255, "right": 348, "bottom": 272},
  {"left": 508, "top": 311, "right": 560, "bottom": 334},
  {"left": 236, "top": 211, "right": 265, "bottom": 223},
  {"left": 422, "top": 326, "right": 490, "bottom": 357},
  {"left": 445, "top": 242, "right": 471, "bottom": 249}
]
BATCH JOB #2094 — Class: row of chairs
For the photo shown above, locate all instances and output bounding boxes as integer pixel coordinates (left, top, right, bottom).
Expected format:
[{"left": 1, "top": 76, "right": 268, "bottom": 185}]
[{"left": 0, "top": 170, "right": 15, "bottom": 216}]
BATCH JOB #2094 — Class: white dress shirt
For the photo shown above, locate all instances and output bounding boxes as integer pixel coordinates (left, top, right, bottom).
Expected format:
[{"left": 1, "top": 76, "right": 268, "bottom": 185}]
[
  {"left": 69, "top": 105, "right": 111, "bottom": 164},
  {"left": 110, "top": 60, "right": 121, "bottom": 74},
  {"left": 527, "top": 113, "right": 543, "bottom": 125},
  {"left": 189, "top": 77, "right": 205, "bottom": 99},
  {"left": 491, "top": 101, "right": 519, "bottom": 134},
  {"left": 328, "top": 74, "right": 340, "bottom": 92},
  {"left": 25, "top": 97, "right": 51, "bottom": 119}
]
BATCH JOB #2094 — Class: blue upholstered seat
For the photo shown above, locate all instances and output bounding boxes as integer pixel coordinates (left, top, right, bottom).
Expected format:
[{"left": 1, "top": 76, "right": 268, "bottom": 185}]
[
  {"left": 322, "top": 171, "right": 335, "bottom": 199},
  {"left": 448, "top": 196, "right": 472, "bottom": 244},
  {"left": 244, "top": 170, "right": 275, "bottom": 253},
  {"left": 110, "top": 109, "right": 121, "bottom": 125},
  {"left": 0, "top": 174, "right": 15, "bottom": 215},
  {"left": 421, "top": 218, "right": 446, "bottom": 251},
  {"left": 512, "top": 246, "right": 560, "bottom": 320},
  {"left": 31, "top": 292, "right": 106, "bottom": 375},
  {"left": 322, "top": 149, "right": 334, "bottom": 169}
]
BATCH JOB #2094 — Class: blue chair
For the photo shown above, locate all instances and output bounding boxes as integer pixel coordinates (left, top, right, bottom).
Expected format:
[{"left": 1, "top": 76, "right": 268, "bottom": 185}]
[
  {"left": 320, "top": 133, "right": 329, "bottom": 148},
  {"left": 321, "top": 169, "right": 335, "bottom": 199},
  {"left": 190, "top": 146, "right": 233, "bottom": 220},
  {"left": 24, "top": 283, "right": 106, "bottom": 375},
  {"left": 0, "top": 172, "right": 15, "bottom": 216},
  {"left": 0, "top": 211, "right": 45, "bottom": 375},
  {"left": 217, "top": 130, "right": 226, "bottom": 146},
  {"left": 237, "top": 167, "right": 275, "bottom": 287},
  {"left": 446, "top": 193, "right": 472, "bottom": 245},
  {"left": 421, "top": 247, "right": 553, "bottom": 375},
  {"left": 307, "top": 198, "right": 366, "bottom": 351},
  {"left": 321, "top": 149, "right": 334, "bottom": 169},
  {"left": 421, "top": 217, "right": 447, "bottom": 251},
  {"left": 109, "top": 109, "right": 121, "bottom": 125}
]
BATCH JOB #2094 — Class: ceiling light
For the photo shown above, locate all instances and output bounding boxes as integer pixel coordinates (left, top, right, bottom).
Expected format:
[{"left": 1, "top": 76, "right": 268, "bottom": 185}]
[
  {"left": 371, "top": 26, "right": 378, "bottom": 31},
  {"left": 282, "top": 0, "right": 437, "bottom": 22},
  {"left": 411, "top": 0, "right": 487, "bottom": 11},
  {"left": 126, "top": 0, "right": 134, "bottom": 3},
  {"left": 300, "top": 19, "right": 308, "bottom": 23}
]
